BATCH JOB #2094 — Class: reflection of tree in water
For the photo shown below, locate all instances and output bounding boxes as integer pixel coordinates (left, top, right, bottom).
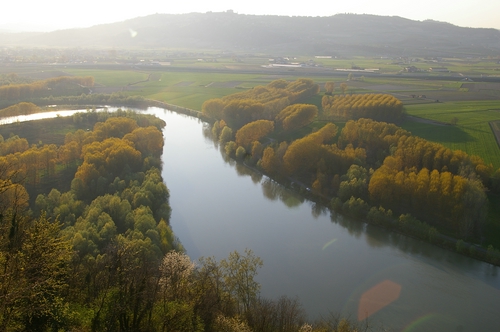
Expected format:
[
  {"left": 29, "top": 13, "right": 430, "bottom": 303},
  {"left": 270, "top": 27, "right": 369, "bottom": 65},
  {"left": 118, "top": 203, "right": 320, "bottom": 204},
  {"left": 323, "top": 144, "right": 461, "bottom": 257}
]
[
  {"left": 364, "top": 224, "right": 390, "bottom": 249},
  {"left": 262, "top": 178, "right": 279, "bottom": 201},
  {"left": 235, "top": 163, "right": 263, "bottom": 184},
  {"left": 261, "top": 178, "right": 303, "bottom": 208},
  {"left": 364, "top": 223, "right": 482, "bottom": 267},
  {"left": 330, "top": 212, "right": 364, "bottom": 238},
  {"left": 202, "top": 122, "right": 219, "bottom": 148},
  {"left": 311, "top": 202, "right": 328, "bottom": 219}
]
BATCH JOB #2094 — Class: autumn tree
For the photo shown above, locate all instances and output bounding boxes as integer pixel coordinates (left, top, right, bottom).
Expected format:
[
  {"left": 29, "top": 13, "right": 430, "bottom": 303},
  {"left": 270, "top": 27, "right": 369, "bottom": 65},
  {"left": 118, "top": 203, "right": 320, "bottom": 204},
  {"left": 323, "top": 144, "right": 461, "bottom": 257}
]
[
  {"left": 260, "top": 147, "right": 279, "bottom": 175},
  {"left": 283, "top": 123, "right": 338, "bottom": 176},
  {"left": 340, "top": 83, "right": 348, "bottom": 95},
  {"left": 235, "top": 120, "right": 274, "bottom": 148},
  {"left": 275, "top": 104, "right": 318, "bottom": 131},
  {"left": 324, "top": 81, "right": 335, "bottom": 95}
]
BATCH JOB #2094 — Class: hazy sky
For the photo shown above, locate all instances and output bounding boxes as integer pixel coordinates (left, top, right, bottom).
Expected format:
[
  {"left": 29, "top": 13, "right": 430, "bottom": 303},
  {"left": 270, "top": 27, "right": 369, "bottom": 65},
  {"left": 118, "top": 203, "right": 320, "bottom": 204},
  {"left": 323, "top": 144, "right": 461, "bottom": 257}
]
[{"left": 2, "top": 0, "right": 500, "bottom": 32}]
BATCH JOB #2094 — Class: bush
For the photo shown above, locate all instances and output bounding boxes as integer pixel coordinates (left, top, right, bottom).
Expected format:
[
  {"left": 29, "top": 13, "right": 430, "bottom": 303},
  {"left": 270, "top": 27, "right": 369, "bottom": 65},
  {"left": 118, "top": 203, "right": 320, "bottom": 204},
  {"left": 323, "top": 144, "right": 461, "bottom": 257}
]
[
  {"left": 342, "top": 196, "right": 369, "bottom": 219},
  {"left": 456, "top": 239, "right": 467, "bottom": 253},
  {"left": 225, "top": 141, "right": 237, "bottom": 156},
  {"left": 235, "top": 146, "right": 246, "bottom": 160}
]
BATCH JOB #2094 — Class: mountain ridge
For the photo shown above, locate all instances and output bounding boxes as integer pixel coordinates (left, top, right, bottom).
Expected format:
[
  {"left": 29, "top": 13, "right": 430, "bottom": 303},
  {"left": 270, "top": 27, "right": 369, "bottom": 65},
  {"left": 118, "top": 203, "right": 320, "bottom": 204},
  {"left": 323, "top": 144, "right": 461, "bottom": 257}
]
[{"left": 1, "top": 12, "right": 499, "bottom": 56}]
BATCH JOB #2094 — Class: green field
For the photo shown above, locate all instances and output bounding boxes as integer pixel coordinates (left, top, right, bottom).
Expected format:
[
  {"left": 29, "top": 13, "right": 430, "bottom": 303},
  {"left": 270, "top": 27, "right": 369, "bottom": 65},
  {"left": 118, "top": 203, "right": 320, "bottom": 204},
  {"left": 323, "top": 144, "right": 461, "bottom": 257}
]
[
  {"left": 402, "top": 101, "right": 500, "bottom": 168},
  {"left": 4, "top": 60, "right": 500, "bottom": 250},
  {"left": 58, "top": 63, "right": 500, "bottom": 169}
]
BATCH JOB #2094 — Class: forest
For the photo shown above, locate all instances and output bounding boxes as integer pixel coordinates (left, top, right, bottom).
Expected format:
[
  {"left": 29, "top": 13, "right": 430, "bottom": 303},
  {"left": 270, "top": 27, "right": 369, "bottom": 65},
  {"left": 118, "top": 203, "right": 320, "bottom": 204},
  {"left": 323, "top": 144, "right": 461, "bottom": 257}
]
[
  {"left": 0, "top": 107, "right": 371, "bottom": 331},
  {"left": 204, "top": 79, "right": 500, "bottom": 264},
  {"left": 1, "top": 70, "right": 500, "bottom": 330}
]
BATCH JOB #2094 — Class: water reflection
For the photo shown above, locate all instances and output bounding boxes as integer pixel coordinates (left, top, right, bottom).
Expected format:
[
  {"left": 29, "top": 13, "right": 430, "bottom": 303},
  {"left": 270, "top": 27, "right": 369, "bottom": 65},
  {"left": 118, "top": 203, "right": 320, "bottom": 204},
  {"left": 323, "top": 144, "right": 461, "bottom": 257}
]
[
  {"left": 261, "top": 178, "right": 303, "bottom": 208},
  {"left": 10, "top": 107, "right": 500, "bottom": 330},
  {"left": 330, "top": 212, "right": 364, "bottom": 238},
  {"left": 311, "top": 202, "right": 328, "bottom": 219},
  {"left": 234, "top": 163, "right": 263, "bottom": 184}
]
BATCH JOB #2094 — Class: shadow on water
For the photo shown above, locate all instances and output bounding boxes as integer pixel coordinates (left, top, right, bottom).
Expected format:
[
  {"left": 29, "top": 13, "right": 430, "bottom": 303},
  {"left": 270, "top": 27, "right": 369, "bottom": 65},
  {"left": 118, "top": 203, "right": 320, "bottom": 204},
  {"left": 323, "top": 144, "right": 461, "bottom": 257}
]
[
  {"left": 330, "top": 211, "right": 364, "bottom": 239},
  {"left": 195, "top": 111, "right": 500, "bottom": 293},
  {"left": 261, "top": 178, "right": 304, "bottom": 208}
]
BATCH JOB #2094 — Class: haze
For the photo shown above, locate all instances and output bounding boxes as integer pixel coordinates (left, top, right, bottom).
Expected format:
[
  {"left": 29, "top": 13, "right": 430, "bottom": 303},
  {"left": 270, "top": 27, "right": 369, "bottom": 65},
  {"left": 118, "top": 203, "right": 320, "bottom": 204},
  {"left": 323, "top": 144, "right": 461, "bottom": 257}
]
[{"left": 2, "top": 0, "right": 500, "bottom": 32}]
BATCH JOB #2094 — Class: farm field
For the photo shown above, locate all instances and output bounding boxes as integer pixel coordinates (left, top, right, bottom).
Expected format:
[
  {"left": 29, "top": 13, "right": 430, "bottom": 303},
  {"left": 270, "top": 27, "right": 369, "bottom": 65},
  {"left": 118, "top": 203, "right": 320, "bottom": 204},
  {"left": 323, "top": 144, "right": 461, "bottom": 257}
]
[
  {"left": 3, "top": 60, "right": 500, "bottom": 249},
  {"left": 402, "top": 101, "right": 500, "bottom": 168},
  {"left": 9, "top": 61, "right": 500, "bottom": 169}
]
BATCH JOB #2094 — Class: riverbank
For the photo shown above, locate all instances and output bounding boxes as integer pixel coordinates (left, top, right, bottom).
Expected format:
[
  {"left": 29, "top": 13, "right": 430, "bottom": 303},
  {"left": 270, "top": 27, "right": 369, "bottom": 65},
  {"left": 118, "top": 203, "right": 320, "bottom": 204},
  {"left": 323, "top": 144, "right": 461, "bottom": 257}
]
[
  {"left": 202, "top": 112, "right": 500, "bottom": 267},
  {"left": 4, "top": 99, "right": 498, "bottom": 266}
]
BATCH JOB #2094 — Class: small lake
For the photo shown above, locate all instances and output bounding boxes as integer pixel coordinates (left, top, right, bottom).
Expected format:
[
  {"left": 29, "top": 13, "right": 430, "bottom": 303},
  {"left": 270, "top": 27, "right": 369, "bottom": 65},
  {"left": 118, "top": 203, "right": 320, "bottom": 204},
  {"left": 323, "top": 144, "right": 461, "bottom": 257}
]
[{"left": 4, "top": 107, "right": 500, "bottom": 331}]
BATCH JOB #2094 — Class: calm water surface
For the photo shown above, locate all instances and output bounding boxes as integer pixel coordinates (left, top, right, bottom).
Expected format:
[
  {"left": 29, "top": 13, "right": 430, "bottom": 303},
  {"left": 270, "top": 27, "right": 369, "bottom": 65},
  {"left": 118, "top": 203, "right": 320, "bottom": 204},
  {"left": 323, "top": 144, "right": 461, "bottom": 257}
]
[
  {"left": 151, "top": 108, "right": 500, "bottom": 332},
  {"left": 6, "top": 107, "right": 500, "bottom": 331}
]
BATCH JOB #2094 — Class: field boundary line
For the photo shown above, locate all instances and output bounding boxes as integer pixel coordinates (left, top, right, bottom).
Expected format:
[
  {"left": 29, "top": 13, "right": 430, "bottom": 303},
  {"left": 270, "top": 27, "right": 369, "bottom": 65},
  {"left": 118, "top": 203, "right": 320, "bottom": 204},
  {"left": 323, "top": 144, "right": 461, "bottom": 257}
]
[{"left": 489, "top": 120, "right": 500, "bottom": 149}]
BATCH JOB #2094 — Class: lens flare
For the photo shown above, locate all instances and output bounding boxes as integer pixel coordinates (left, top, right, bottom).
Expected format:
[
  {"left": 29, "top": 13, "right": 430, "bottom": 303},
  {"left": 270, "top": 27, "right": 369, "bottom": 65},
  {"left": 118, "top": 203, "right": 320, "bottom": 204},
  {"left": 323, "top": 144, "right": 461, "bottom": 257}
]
[{"left": 358, "top": 279, "right": 402, "bottom": 321}]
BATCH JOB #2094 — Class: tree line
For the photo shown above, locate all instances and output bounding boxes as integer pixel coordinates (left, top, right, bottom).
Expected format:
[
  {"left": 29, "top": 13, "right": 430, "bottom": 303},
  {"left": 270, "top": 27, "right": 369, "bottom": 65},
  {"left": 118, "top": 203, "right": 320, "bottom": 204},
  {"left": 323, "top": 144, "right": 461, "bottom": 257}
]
[
  {"left": 322, "top": 94, "right": 404, "bottom": 122},
  {"left": 202, "top": 79, "right": 320, "bottom": 129},
  {"left": 204, "top": 79, "right": 500, "bottom": 260},
  {"left": 0, "top": 76, "right": 94, "bottom": 102},
  {"left": 0, "top": 111, "right": 370, "bottom": 331}
]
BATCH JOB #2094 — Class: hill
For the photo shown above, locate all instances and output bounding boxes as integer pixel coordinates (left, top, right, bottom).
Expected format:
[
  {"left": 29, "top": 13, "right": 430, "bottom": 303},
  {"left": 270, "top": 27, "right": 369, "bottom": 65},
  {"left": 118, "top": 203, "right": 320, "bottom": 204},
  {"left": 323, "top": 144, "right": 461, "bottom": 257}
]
[{"left": 1, "top": 12, "right": 500, "bottom": 56}]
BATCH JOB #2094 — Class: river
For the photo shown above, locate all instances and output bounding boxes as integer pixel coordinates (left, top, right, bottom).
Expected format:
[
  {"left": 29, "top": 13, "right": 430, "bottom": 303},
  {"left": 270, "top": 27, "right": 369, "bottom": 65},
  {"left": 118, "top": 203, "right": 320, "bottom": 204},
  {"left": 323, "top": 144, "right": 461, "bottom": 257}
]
[{"left": 4, "top": 107, "right": 500, "bottom": 331}]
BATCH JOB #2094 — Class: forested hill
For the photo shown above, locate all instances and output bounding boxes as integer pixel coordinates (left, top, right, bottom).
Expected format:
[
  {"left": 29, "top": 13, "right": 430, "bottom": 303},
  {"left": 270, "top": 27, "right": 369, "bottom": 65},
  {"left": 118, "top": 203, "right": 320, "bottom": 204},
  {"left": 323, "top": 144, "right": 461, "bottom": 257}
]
[{"left": 3, "top": 12, "right": 500, "bottom": 56}]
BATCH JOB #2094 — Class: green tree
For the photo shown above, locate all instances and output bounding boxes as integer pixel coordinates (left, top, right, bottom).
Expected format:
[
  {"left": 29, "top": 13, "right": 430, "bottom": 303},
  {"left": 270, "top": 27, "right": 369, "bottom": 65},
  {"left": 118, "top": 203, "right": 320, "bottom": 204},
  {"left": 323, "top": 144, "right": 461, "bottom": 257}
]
[
  {"left": 0, "top": 214, "right": 73, "bottom": 331},
  {"left": 220, "top": 249, "right": 263, "bottom": 316}
]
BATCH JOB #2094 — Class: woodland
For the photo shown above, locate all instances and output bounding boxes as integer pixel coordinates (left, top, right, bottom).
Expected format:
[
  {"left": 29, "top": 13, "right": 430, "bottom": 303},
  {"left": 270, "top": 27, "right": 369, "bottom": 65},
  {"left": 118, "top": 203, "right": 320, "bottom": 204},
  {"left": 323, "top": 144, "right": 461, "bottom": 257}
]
[
  {"left": 0, "top": 67, "right": 500, "bottom": 331},
  {"left": 204, "top": 78, "right": 500, "bottom": 263},
  {"left": 0, "top": 91, "right": 369, "bottom": 331}
]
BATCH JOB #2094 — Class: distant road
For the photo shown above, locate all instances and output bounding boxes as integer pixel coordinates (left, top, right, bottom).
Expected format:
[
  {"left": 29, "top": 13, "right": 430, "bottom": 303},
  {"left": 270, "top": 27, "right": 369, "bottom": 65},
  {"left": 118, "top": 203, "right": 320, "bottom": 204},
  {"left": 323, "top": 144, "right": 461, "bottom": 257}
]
[{"left": 42, "top": 62, "right": 500, "bottom": 83}]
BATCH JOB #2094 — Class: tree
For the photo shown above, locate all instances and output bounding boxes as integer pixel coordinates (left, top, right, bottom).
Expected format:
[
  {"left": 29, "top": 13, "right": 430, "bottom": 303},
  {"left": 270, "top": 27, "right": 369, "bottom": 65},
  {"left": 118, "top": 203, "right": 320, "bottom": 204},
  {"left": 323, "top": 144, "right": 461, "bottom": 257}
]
[
  {"left": 235, "top": 146, "right": 246, "bottom": 160},
  {"left": 202, "top": 98, "right": 225, "bottom": 119},
  {"left": 276, "top": 104, "right": 318, "bottom": 132},
  {"left": 235, "top": 120, "right": 274, "bottom": 148},
  {"left": 260, "top": 147, "right": 279, "bottom": 175},
  {"left": 324, "top": 81, "right": 335, "bottom": 95},
  {"left": 0, "top": 214, "right": 73, "bottom": 331},
  {"left": 159, "top": 251, "right": 195, "bottom": 303},
  {"left": 219, "top": 126, "right": 233, "bottom": 144},
  {"left": 220, "top": 249, "right": 263, "bottom": 316},
  {"left": 340, "top": 83, "right": 348, "bottom": 95}
]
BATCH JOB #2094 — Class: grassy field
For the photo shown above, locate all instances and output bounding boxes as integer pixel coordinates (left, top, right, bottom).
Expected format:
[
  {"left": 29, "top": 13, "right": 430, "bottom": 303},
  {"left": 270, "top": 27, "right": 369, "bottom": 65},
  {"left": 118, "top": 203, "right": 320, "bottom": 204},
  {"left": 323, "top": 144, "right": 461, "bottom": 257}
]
[
  {"left": 402, "top": 101, "right": 500, "bottom": 168},
  {"left": 59, "top": 64, "right": 500, "bottom": 170},
  {"left": 4, "top": 60, "right": 500, "bottom": 248}
]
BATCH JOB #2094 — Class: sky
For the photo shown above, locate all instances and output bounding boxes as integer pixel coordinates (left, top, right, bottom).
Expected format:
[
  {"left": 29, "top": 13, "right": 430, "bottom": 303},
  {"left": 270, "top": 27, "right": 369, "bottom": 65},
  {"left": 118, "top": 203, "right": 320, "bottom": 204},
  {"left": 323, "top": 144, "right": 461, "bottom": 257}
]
[{"left": 2, "top": 0, "right": 500, "bottom": 32}]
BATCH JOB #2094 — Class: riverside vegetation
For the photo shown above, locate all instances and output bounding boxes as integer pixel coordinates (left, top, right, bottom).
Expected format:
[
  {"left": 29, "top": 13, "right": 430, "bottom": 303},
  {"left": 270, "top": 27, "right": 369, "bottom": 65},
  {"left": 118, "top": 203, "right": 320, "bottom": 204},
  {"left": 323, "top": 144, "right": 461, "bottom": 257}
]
[
  {"left": 203, "top": 78, "right": 500, "bottom": 265},
  {"left": 0, "top": 69, "right": 499, "bottom": 330},
  {"left": 0, "top": 105, "right": 375, "bottom": 330}
]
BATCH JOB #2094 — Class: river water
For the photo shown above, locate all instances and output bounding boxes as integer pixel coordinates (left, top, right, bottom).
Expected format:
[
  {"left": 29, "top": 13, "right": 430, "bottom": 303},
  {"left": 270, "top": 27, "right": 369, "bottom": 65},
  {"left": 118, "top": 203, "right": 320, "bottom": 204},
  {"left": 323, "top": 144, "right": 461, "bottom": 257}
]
[{"left": 4, "top": 107, "right": 500, "bottom": 331}]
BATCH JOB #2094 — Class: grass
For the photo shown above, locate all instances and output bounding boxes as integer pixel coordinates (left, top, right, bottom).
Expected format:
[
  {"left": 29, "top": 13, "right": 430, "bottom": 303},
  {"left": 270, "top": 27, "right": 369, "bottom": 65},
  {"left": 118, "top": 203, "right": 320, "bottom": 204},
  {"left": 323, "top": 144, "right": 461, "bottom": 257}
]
[
  {"left": 486, "top": 193, "right": 500, "bottom": 248},
  {"left": 0, "top": 116, "right": 93, "bottom": 146},
  {"left": 403, "top": 102, "right": 500, "bottom": 168},
  {"left": 61, "top": 65, "right": 500, "bottom": 168},
  {"left": 5, "top": 61, "right": 500, "bottom": 254}
]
